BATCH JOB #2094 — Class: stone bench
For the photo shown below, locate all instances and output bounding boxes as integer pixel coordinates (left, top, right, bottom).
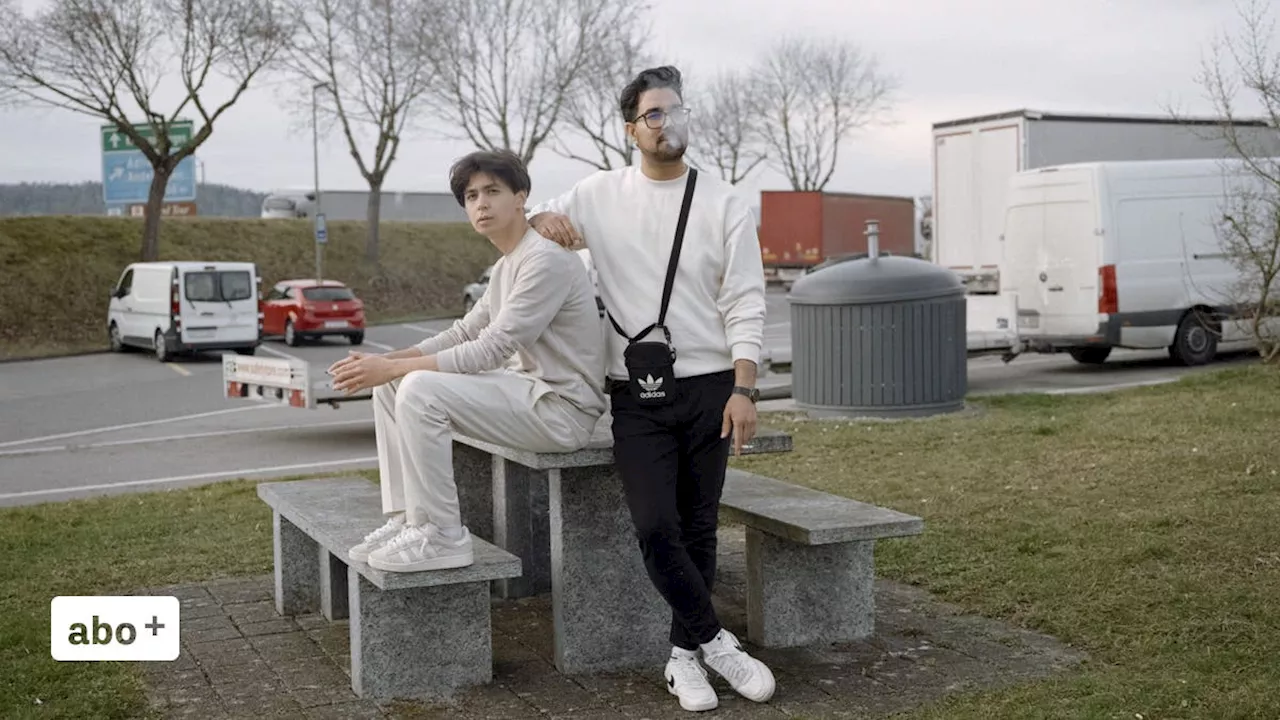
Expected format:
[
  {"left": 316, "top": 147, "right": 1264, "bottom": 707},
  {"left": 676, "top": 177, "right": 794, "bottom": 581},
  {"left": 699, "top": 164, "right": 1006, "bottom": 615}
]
[
  {"left": 447, "top": 416, "right": 793, "bottom": 675},
  {"left": 719, "top": 468, "right": 925, "bottom": 648},
  {"left": 257, "top": 477, "right": 522, "bottom": 700}
]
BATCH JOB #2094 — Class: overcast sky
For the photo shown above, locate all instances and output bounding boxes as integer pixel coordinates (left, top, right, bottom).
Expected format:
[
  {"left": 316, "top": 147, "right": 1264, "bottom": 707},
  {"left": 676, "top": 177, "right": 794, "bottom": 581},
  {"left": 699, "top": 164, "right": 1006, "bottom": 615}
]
[{"left": 0, "top": 0, "right": 1266, "bottom": 209}]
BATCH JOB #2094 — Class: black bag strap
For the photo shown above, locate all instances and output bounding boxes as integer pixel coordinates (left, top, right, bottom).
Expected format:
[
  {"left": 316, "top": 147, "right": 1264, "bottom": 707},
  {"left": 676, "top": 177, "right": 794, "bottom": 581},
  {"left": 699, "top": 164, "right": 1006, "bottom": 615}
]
[{"left": 607, "top": 167, "right": 698, "bottom": 344}]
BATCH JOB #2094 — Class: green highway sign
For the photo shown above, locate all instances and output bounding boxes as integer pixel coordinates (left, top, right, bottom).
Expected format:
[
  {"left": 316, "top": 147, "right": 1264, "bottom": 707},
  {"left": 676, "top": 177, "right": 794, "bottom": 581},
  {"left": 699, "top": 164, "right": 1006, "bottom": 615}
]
[{"left": 100, "top": 120, "right": 194, "bottom": 153}]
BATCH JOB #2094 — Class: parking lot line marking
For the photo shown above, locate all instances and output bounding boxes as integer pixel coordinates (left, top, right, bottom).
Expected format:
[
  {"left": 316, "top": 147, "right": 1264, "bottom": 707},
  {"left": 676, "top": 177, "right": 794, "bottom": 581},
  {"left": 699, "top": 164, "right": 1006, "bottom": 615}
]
[
  {"left": 0, "top": 419, "right": 371, "bottom": 458},
  {"left": 362, "top": 340, "right": 395, "bottom": 351},
  {"left": 166, "top": 363, "right": 191, "bottom": 376},
  {"left": 0, "top": 405, "right": 274, "bottom": 449},
  {"left": 258, "top": 345, "right": 300, "bottom": 360},
  {"left": 401, "top": 323, "right": 438, "bottom": 333},
  {"left": 0, "top": 456, "right": 380, "bottom": 503}
]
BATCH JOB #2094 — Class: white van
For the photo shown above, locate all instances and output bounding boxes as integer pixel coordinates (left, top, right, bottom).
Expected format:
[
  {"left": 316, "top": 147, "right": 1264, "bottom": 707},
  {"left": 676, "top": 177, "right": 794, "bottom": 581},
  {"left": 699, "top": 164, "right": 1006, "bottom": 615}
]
[
  {"left": 107, "top": 261, "right": 262, "bottom": 361},
  {"left": 1003, "top": 157, "right": 1271, "bottom": 366}
]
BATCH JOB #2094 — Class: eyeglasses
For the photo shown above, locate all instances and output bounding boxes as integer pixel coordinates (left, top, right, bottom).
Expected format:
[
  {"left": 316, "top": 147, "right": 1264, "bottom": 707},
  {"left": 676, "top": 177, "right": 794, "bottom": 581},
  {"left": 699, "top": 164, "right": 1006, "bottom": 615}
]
[{"left": 633, "top": 106, "right": 692, "bottom": 130}]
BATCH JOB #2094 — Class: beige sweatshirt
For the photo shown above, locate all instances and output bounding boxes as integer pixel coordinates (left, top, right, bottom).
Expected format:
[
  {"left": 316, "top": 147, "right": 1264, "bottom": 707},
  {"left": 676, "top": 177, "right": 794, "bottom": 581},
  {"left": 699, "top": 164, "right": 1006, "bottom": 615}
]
[{"left": 413, "top": 228, "right": 607, "bottom": 421}]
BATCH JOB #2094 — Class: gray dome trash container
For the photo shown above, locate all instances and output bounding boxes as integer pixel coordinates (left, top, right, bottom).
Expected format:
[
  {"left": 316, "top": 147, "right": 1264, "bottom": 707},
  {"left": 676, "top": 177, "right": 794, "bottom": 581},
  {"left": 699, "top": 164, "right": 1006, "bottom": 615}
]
[{"left": 787, "top": 249, "right": 967, "bottom": 419}]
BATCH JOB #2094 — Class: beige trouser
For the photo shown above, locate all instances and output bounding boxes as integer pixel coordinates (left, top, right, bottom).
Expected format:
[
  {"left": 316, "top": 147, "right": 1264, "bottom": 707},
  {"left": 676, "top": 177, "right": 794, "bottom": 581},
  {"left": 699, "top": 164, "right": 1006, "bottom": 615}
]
[{"left": 373, "top": 369, "right": 596, "bottom": 528}]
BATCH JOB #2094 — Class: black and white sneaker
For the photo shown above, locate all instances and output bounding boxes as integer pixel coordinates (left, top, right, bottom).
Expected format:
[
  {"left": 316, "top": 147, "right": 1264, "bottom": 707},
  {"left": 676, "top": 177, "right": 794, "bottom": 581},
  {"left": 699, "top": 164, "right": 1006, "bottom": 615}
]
[
  {"left": 664, "top": 648, "right": 718, "bottom": 712},
  {"left": 700, "top": 628, "right": 776, "bottom": 702}
]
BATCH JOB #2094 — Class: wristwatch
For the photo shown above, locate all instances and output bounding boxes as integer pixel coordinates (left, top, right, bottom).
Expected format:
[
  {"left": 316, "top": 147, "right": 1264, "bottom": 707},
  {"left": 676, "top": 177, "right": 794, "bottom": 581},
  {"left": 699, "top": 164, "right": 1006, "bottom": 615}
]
[{"left": 733, "top": 386, "right": 759, "bottom": 403}]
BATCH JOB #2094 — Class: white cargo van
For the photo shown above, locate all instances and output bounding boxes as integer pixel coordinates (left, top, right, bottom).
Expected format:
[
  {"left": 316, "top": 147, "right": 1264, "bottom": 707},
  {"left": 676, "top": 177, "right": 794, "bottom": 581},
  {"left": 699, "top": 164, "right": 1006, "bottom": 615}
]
[
  {"left": 1003, "top": 157, "right": 1272, "bottom": 366},
  {"left": 107, "top": 261, "right": 262, "bottom": 361}
]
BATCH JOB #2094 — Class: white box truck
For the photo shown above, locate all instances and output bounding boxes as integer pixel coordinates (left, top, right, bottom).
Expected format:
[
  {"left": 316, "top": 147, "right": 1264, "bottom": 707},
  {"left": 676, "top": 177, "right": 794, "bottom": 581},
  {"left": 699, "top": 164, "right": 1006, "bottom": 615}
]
[
  {"left": 1002, "top": 157, "right": 1279, "bottom": 366},
  {"left": 930, "top": 109, "right": 1280, "bottom": 356}
]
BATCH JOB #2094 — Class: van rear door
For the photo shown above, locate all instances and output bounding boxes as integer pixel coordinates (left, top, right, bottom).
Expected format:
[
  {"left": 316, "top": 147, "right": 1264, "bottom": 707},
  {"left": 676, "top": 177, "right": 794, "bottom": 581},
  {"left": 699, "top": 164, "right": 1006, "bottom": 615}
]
[
  {"left": 179, "top": 266, "right": 259, "bottom": 345},
  {"left": 1002, "top": 167, "right": 1102, "bottom": 339}
]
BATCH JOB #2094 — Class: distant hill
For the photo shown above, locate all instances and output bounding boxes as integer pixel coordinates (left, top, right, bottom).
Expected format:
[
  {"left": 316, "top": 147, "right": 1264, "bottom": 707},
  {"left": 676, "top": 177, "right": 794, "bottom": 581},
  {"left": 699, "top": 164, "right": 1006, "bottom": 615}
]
[{"left": 0, "top": 182, "right": 266, "bottom": 217}]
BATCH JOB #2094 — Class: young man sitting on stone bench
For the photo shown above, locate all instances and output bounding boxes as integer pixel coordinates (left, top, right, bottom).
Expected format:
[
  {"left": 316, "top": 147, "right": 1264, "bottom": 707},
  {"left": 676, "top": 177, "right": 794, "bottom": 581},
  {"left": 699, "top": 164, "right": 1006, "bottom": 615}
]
[{"left": 327, "top": 149, "right": 607, "bottom": 574}]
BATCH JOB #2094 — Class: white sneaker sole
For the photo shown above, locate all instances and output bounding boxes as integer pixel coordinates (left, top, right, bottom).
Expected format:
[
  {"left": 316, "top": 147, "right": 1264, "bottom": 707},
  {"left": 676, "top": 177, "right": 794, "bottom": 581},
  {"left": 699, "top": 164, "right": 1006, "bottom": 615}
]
[
  {"left": 367, "top": 550, "right": 474, "bottom": 572},
  {"left": 667, "top": 683, "right": 718, "bottom": 712}
]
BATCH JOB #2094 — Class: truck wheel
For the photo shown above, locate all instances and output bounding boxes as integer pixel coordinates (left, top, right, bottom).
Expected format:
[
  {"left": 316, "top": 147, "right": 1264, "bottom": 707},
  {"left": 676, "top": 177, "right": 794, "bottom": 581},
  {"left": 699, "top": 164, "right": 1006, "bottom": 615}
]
[
  {"left": 285, "top": 319, "right": 300, "bottom": 347},
  {"left": 154, "top": 330, "right": 171, "bottom": 363},
  {"left": 1069, "top": 347, "right": 1111, "bottom": 364},
  {"left": 1170, "top": 309, "right": 1219, "bottom": 366},
  {"left": 109, "top": 322, "right": 124, "bottom": 352},
  {"left": 236, "top": 346, "right": 257, "bottom": 356}
]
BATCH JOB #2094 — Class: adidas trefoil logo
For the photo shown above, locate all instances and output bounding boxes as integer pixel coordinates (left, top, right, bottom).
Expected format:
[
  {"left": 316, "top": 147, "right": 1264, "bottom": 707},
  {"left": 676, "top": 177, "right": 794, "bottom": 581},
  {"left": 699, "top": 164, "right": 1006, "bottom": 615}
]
[{"left": 638, "top": 374, "right": 666, "bottom": 399}]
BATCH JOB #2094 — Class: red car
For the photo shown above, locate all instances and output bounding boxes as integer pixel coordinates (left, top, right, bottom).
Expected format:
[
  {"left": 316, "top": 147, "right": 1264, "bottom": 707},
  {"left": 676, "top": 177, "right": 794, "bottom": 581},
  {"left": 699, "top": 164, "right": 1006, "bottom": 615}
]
[{"left": 262, "top": 279, "right": 366, "bottom": 346}]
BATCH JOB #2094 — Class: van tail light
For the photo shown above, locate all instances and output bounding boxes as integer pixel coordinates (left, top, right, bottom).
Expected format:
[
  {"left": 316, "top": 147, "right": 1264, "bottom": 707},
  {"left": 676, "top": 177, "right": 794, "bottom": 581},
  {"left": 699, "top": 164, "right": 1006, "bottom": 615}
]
[
  {"left": 170, "top": 280, "right": 181, "bottom": 326},
  {"left": 1098, "top": 264, "right": 1118, "bottom": 314}
]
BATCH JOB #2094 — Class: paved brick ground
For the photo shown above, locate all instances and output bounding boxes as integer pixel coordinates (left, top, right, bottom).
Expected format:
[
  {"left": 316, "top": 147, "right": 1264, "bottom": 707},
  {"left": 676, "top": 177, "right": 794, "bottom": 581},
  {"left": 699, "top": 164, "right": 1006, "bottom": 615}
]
[{"left": 137, "top": 528, "right": 1086, "bottom": 719}]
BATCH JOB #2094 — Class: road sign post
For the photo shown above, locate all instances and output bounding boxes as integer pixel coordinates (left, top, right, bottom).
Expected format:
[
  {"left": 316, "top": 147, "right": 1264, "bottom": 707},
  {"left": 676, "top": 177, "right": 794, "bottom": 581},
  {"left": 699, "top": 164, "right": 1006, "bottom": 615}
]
[
  {"left": 314, "top": 213, "right": 327, "bottom": 284},
  {"left": 100, "top": 121, "right": 197, "bottom": 208}
]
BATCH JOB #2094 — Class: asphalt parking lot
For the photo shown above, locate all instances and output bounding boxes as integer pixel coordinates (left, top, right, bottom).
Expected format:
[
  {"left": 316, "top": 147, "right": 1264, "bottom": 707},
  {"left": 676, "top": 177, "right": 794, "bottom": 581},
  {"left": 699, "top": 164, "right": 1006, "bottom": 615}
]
[{"left": 0, "top": 288, "right": 1254, "bottom": 506}]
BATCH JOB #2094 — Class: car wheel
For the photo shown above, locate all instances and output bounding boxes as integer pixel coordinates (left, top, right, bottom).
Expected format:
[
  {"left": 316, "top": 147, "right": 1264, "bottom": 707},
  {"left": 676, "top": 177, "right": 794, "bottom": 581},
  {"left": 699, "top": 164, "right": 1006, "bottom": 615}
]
[
  {"left": 349, "top": 332, "right": 364, "bottom": 345},
  {"left": 1170, "top": 309, "right": 1219, "bottom": 366},
  {"left": 109, "top": 322, "right": 123, "bottom": 352},
  {"left": 285, "top": 319, "right": 300, "bottom": 347},
  {"left": 154, "top": 330, "right": 171, "bottom": 362}
]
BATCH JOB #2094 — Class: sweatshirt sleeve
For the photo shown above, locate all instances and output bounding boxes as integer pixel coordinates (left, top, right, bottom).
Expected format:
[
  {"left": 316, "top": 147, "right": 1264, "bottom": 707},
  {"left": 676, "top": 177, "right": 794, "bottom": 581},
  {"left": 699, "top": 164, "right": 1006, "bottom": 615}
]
[
  {"left": 716, "top": 196, "right": 767, "bottom": 365},
  {"left": 435, "top": 249, "right": 576, "bottom": 374},
  {"left": 414, "top": 289, "right": 491, "bottom": 356}
]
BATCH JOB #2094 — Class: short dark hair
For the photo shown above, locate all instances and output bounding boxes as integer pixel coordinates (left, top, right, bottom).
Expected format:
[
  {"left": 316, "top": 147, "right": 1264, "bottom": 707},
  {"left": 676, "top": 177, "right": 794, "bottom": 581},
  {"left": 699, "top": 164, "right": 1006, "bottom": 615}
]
[
  {"left": 619, "top": 65, "right": 683, "bottom": 122},
  {"left": 448, "top": 149, "right": 531, "bottom": 206}
]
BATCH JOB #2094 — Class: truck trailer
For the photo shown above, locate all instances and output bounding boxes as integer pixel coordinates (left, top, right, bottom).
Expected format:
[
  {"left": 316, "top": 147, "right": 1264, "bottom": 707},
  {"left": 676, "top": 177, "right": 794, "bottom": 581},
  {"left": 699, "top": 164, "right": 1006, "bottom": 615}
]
[
  {"left": 260, "top": 189, "right": 467, "bottom": 223},
  {"left": 930, "top": 108, "right": 1280, "bottom": 356},
  {"left": 757, "top": 191, "right": 917, "bottom": 283}
]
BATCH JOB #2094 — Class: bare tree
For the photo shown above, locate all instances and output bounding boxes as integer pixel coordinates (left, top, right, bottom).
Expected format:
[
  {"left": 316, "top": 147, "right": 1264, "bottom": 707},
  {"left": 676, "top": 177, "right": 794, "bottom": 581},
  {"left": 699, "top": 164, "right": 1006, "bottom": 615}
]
[
  {"left": 428, "top": 0, "right": 644, "bottom": 166},
  {"left": 0, "top": 0, "right": 291, "bottom": 260},
  {"left": 285, "top": 0, "right": 438, "bottom": 264},
  {"left": 1195, "top": 0, "right": 1280, "bottom": 362},
  {"left": 550, "top": 27, "right": 650, "bottom": 171},
  {"left": 755, "top": 36, "right": 896, "bottom": 192},
  {"left": 687, "top": 69, "right": 768, "bottom": 185}
]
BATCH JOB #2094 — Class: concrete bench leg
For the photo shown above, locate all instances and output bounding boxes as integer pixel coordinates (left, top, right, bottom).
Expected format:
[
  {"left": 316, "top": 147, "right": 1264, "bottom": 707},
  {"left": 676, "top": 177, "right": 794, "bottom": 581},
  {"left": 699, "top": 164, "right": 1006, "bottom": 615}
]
[
  {"left": 549, "top": 466, "right": 669, "bottom": 674},
  {"left": 319, "top": 549, "right": 349, "bottom": 621},
  {"left": 745, "top": 528, "right": 875, "bottom": 647},
  {"left": 492, "top": 458, "right": 551, "bottom": 599},
  {"left": 273, "top": 511, "right": 320, "bottom": 616},
  {"left": 347, "top": 567, "right": 493, "bottom": 699},
  {"left": 453, "top": 441, "right": 495, "bottom": 542}
]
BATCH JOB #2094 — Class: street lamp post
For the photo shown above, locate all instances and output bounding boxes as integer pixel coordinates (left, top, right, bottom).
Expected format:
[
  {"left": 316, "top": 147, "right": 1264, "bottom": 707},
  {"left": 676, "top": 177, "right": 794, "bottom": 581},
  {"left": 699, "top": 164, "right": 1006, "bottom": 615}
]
[{"left": 312, "top": 82, "right": 327, "bottom": 285}]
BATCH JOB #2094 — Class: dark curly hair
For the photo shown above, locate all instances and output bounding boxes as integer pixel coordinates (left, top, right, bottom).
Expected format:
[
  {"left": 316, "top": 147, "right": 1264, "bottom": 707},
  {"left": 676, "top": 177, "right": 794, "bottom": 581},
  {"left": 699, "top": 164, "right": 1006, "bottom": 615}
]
[
  {"left": 448, "top": 149, "right": 531, "bottom": 207},
  {"left": 619, "top": 65, "right": 683, "bottom": 123}
]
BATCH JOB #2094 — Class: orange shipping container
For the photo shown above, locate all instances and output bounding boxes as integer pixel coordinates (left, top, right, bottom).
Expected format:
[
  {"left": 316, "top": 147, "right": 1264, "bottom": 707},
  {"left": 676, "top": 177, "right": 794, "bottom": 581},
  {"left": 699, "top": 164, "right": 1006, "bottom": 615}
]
[{"left": 758, "top": 191, "right": 916, "bottom": 267}]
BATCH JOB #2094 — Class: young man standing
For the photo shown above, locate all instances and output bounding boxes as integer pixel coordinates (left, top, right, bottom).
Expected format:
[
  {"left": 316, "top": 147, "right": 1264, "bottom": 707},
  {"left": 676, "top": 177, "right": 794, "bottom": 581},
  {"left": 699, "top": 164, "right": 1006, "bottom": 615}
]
[
  {"left": 527, "top": 66, "right": 774, "bottom": 712},
  {"left": 329, "top": 149, "right": 606, "bottom": 575}
]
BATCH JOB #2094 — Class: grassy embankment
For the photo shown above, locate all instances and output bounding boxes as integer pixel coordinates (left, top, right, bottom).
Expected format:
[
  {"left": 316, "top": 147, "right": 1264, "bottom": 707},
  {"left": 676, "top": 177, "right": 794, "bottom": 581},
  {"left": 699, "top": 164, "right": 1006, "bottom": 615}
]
[
  {"left": 0, "top": 216, "right": 498, "bottom": 360},
  {"left": 2, "top": 365, "right": 1279, "bottom": 718}
]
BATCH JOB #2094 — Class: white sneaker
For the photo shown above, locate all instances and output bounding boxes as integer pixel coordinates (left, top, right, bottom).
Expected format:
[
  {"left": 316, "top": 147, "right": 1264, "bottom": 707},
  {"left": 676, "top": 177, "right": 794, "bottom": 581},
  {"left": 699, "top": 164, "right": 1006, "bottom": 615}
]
[
  {"left": 367, "top": 525, "right": 474, "bottom": 572},
  {"left": 664, "top": 649, "right": 718, "bottom": 712},
  {"left": 347, "top": 514, "right": 406, "bottom": 563},
  {"left": 700, "top": 629, "right": 775, "bottom": 703}
]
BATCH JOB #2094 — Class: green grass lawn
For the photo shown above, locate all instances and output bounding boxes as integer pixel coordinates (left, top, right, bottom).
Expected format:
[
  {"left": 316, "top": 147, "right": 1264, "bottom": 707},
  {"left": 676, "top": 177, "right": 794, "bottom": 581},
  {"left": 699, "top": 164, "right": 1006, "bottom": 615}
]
[{"left": 2, "top": 366, "right": 1278, "bottom": 718}]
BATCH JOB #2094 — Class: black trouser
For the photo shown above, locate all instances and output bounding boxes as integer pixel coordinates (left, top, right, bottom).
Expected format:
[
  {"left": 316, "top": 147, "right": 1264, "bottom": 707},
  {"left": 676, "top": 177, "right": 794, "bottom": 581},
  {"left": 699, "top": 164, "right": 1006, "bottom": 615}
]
[{"left": 609, "top": 369, "right": 734, "bottom": 650}]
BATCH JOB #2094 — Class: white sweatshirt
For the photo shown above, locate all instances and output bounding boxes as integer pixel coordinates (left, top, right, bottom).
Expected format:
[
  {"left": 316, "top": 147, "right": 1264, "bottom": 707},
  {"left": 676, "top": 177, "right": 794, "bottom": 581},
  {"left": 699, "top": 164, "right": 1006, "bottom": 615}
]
[
  {"left": 529, "top": 165, "right": 767, "bottom": 381},
  {"left": 413, "top": 228, "right": 607, "bottom": 420}
]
